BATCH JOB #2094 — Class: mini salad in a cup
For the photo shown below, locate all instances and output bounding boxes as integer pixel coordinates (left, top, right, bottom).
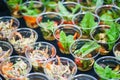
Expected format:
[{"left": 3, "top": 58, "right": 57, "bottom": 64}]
[
  {"left": 72, "top": 12, "right": 100, "bottom": 39},
  {"left": 8, "top": 28, "right": 38, "bottom": 55},
  {"left": 44, "top": 56, "right": 77, "bottom": 80},
  {"left": 94, "top": 56, "right": 120, "bottom": 80},
  {"left": 0, "top": 16, "right": 19, "bottom": 40},
  {"left": 0, "top": 56, "right": 32, "bottom": 80},
  {"left": 90, "top": 23, "right": 120, "bottom": 55},
  {"left": 36, "top": 12, "right": 63, "bottom": 41},
  {"left": 20, "top": 1, "right": 45, "bottom": 28},
  {"left": 25, "top": 42, "right": 56, "bottom": 72},
  {"left": 53, "top": 24, "right": 82, "bottom": 54},
  {"left": 70, "top": 39, "right": 100, "bottom": 71}
]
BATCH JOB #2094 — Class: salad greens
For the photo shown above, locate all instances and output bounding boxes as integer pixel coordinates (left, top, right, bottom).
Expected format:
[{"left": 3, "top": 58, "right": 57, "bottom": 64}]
[
  {"left": 60, "top": 30, "right": 74, "bottom": 50},
  {"left": 74, "top": 41, "right": 100, "bottom": 57},
  {"left": 7, "top": 0, "right": 23, "bottom": 6},
  {"left": 80, "top": 12, "right": 97, "bottom": 34},
  {"left": 100, "top": 10, "right": 119, "bottom": 21},
  {"left": 39, "top": 20, "right": 55, "bottom": 32},
  {"left": 94, "top": 63, "right": 120, "bottom": 79},
  {"left": 105, "top": 22, "right": 120, "bottom": 50}
]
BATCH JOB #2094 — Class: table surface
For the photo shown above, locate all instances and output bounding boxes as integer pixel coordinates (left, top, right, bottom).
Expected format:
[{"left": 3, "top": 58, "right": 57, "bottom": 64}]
[{"left": 0, "top": 0, "right": 116, "bottom": 80}]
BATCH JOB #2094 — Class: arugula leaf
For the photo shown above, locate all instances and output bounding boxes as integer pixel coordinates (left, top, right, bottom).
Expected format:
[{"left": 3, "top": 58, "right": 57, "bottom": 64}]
[
  {"left": 105, "top": 22, "right": 120, "bottom": 50},
  {"left": 39, "top": 20, "right": 55, "bottom": 32},
  {"left": 71, "top": 4, "right": 81, "bottom": 14},
  {"left": 74, "top": 41, "right": 100, "bottom": 57},
  {"left": 58, "top": 2, "right": 80, "bottom": 20},
  {"left": 60, "top": 31, "right": 74, "bottom": 50},
  {"left": 80, "top": 12, "right": 97, "bottom": 34},
  {"left": 94, "top": 63, "right": 120, "bottom": 79},
  {"left": 58, "top": 2, "right": 70, "bottom": 16},
  {"left": 100, "top": 11, "right": 113, "bottom": 21}
]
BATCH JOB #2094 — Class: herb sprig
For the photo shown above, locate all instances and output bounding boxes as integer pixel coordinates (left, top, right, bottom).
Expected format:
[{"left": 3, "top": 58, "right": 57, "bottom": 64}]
[
  {"left": 94, "top": 63, "right": 120, "bottom": 79},
  {"left": 74, "top": 41, "right": 100, "bottom": 57}
]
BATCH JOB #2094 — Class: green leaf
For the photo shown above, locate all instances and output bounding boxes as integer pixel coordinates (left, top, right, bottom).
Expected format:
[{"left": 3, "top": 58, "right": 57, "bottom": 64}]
[
  {"left": 105, "top": 22, "right": 120, "bottom": 50},
  {"left": 100, "top": 11, "right": 113, "bottom": 21},
  {"left": 58, "top": 2, "right": 70, "bottom": 16},
  {"left": 80, "top": 12, "right": 97, "bottom": 34},
  {"left": 74, "top": 41, "right": 100, "bottom": 57},
  {"left": 95, "top": 63, "right": 120, "bottom": 79},
  {"left": 59, "top": 31, "right": 74, "bottom": 50},
  {"left": 71, "top": 4, "right": 80, "bottom": 14},
  {"left": 40, "top": 20, "right": 55, "bottom": 32}
]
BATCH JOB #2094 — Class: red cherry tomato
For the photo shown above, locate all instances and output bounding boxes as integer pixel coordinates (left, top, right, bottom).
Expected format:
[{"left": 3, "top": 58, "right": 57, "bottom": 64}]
[{"left": 74, "top": 58, "right": 82, "bottom": 67}]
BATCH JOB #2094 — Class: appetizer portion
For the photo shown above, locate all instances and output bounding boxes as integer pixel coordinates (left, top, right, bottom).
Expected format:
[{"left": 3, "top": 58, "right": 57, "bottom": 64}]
[
  {"left": 72, "top": 12, "right": 99, "bottom": 39},
  {"left": 25, "top": 42, "right": 56, "bottom": 72},
  {"left": 37, "top": 12, "right": 63, "bottom": 41},
  {"left": 0, "top": 41, "right": 13, "bottom": 63},
  {"left": 94, "top": 56, "right": 120, "bottom": 80},
  {"left": 0, "top": 56, "right": 32, "bottom": 80},
  {"left": 44, "top": 56, "right": 77, "bottom": 80},
  {"left": 91, "top": 23, "right": 120, "bottom": 55},
  {"left": 70, "top": 39, "right": 100, "bottom": 71},
  {"left": 20, "top": 1, "right": 45, "bottom": 28},
  {"left": 0, "top": 16, "right": 19, "bottom": 40},
  {"left": 8, "top": 28, "right": 38, "bottom": 55},
  {"left": 54, "top": 24, "right": 82, "bottom": 54}
]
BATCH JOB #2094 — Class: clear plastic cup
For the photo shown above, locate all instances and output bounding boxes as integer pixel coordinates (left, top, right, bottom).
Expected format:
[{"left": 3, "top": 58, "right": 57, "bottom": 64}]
[
  {"left": 8, "top": 28, "right": 38, "bottom": 55},
  {"left": 72, "top": 12, "right": 100, "bottom": 39},
  {"left": 95, "top": 5, "right": 120, "bottom": 24},
  {"left": 25, "top": 42, "right": 56, "bottom": 72},
  {"left": 90, "top": 25, "right": 119, "bottom": 55},
  {"left": 0, "top": 56, "right": 32, "bottom": 80},
  {"left": 94, "top": 56, "right": 120, "bottom": 80},
  {"left": 53, "top": 24, "right": 82, "bottom": 54},
  {"left": 44, "top": 57, "right": 77, "bottom": 80},
  {"left": 57, "top": 2, "right": 81, "bottom": 24},
  {"left": 71, "top": 74, "right": 97, "bottom": 80},
  {"left": 20, "top": 1, "right": 45, "bottom": 28},
  {"left": 70, "top": 39, "right": 100, "bottom": 71},
  {"left": 25, "top": 72, "right": 49, "bottom": 80},
  {"left": 36, "top": 12, "right": 63, "bottom": 41},
  {"left": 113, "top": 42, "right": 120, "bottom": 57},
  {"left": 0, "top": 16, "right": 19, "bottom": 41},
  {"left": 0, "top": 41, "right": 13, "bottom": 63}
]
